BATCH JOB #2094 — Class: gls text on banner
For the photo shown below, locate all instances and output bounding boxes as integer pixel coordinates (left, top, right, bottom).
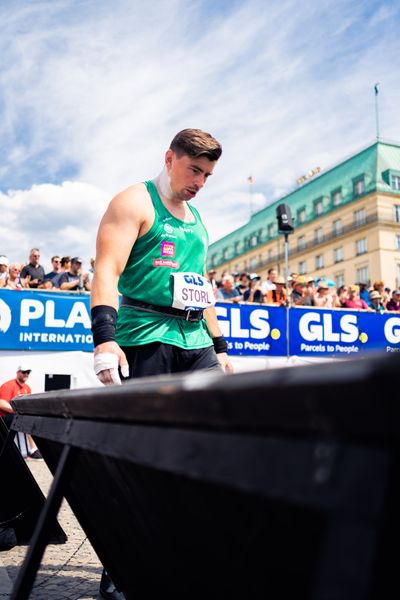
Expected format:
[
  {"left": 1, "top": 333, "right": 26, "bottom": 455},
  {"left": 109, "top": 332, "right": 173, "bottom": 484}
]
[{"left": 0, "top": 291, "right": 399, "bottom": 355}]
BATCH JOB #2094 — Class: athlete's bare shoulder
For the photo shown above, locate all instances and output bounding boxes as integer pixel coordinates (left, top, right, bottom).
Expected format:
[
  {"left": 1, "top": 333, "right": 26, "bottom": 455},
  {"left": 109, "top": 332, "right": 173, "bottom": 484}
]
[{"left": 106, "top": 182, "right": 153, "bottom": 220}]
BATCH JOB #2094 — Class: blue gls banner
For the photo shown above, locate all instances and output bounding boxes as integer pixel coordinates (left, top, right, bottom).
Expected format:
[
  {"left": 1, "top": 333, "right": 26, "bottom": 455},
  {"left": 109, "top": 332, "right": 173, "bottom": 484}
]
[
  {"left": 0, "top": 289, "right": 93, "bottom": 351},
  {"left": 289, "top": 307, "right": 400, "bottom": 356},
  {"left": 0, "top": 290, "right": 399, "bottom": 355},
  {"left": 215, "top": 303, "right": 287, "bottom": 356}
]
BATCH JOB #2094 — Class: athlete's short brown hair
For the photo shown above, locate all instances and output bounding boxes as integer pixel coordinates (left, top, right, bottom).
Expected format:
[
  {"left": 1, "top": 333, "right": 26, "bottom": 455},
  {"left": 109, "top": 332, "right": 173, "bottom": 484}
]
[{"left": 170, "top": 128, "right": 222, "bottom": 161}]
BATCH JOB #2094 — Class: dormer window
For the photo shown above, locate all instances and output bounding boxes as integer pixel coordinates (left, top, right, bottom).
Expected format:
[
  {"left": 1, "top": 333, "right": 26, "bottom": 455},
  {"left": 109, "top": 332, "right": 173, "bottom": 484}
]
[
  {"left": 331, "top": 188, "right": 342, "bottom": 206},
  {"left": 353, "top": 176, "right": 365, "bottom": 197}
]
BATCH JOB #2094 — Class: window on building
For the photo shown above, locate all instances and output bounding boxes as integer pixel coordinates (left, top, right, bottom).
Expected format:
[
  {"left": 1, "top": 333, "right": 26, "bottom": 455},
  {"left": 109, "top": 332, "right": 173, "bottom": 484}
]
[
  {"left": 335, "top": 272, "right": 345, "bottom": 288},
  {"left": 356, "top": 265, "right": 369, "bottom": 285},
  {"left": 268, "top": 249, "right": 273, "bottom": 262},
  {"left": 297, "top": 235, "right": 306, "bottom": 251},
  {"left": 397, "top": 264, "right": 400, "bottom": 288},
  {"left": 315, "top": 227, "right": 324, "bottom": 243},
  {"left": 334, "top": 247, "right": 343, "bottom": 263},
  {"left": 250, "top": 257, "right": 257, "bottom": 270},
  {"left": 392, "top": 175, "right": 400, "bottom": 191},
  {"left": 314, "top": 199, "right": 323, "bottom": 216},
  {"left": 298, "top": 208, "right": 306, "bottom": 224},
  {"left": 354, "top": 208, "right": 366, "bottom": 226},
  {"left": 315, "top": 254, "right": 324, "bottom": 270},
  {"left": 353, "top": 176, "right": 365, "bottom": 197},
  {"left": 267, "top": 223, "right": 274, "bottom": 238},
  {"left": 298, "top": 260, "right": 307, "bottom": 275},
  {"left": 210, "top": 254, "right": 217, "bottom": 267},
  {"left": 396, "top": 234, "right": 400, "bottom": 250},
  {"left": 223, "top": 247, "right": 230, "bottom": 260},
  {"left": 234, "top": 241, "right": 241, "bottom": 255},
  {"left": 395, "top": 205, "right": 400, "bottom": 223},
  {"left": 250, "top": 234, "right": 258, "bottom": 247},
  {"left": 331, "top": 188, "right": 342, "bottom": 206},
  {"left": 356, "top": 238, "right": 368, "bottom": 255},
  {"left": 332, "top": 219, "right": 343, "bottom": 236}
]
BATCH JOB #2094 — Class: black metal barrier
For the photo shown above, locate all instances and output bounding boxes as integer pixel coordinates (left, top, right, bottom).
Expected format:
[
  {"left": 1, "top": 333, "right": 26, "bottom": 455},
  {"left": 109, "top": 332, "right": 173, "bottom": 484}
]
[
  {"left": 0, "top": 418, "right": 66, "bottom": 551},
  {"left": 8, "top": 353, "right": 400, "bottom": 599}
]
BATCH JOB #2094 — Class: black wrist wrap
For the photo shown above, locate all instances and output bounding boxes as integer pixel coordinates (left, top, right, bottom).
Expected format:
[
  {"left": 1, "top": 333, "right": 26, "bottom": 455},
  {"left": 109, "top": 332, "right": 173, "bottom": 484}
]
[
  {"left": 91, "top": 305, "right": 118, "bottom": 347},
  {"left": 213, "top": 335, "right": 228, "bottom": 354}
]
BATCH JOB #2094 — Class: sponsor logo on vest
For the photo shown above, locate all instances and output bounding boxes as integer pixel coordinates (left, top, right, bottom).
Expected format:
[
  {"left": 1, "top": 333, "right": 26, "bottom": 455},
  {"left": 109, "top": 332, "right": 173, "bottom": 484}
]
[
  {"left": 0, "top": 298, "right": 12, "bottom": 333},
  {"left": 153, "top": 259, "right": 180, "bottom": 268},
  {"left": 161, "top": 241, "right": 176, "bottom": 257},
  {"left": 164, "top": 223, "right": 173, "bottom": 234}
]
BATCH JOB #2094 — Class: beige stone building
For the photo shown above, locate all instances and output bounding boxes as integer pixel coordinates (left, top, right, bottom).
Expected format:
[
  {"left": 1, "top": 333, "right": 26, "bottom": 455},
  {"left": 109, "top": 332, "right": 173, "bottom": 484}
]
[{"left": 208, "top": 140, "right": 400, "bottom": 289}]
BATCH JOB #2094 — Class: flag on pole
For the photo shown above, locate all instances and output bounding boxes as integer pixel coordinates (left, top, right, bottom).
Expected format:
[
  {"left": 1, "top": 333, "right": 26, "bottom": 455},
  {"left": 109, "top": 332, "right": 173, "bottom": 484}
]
[
  {"left": 247, "top": 175, "right": 254, "bottom": 184},
  {"left": 374, "top": 83, "right": 379, "bottom": 95}
]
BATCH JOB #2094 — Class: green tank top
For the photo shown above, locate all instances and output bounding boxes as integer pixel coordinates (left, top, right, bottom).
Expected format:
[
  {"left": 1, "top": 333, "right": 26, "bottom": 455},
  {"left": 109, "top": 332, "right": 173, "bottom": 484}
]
[{"left": 116, "top": 180, "right": 212, "bottom": 349}]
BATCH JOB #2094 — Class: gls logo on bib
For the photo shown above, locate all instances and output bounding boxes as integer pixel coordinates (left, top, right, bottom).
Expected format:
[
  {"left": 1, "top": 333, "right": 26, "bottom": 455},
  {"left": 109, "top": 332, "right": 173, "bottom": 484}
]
[{"left": 171, "top": 273, "right": 215, "bottom": 310}]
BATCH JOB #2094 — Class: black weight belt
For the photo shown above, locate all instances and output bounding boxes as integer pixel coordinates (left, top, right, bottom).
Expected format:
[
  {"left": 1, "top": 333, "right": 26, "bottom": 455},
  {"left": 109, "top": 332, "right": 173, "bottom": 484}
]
[{"left": 121, "top": 296, "right": 205, "bottom": 322}]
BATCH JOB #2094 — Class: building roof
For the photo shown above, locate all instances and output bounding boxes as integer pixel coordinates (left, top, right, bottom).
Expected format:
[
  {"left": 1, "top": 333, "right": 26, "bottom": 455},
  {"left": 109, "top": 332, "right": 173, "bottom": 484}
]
[{"left": 208, "top": 140, "right": 400, "bottom": 267}]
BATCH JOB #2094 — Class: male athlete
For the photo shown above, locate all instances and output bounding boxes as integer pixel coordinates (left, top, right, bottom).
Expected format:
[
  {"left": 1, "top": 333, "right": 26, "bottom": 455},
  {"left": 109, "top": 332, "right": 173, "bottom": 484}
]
[
  {"left": 91, "top": 128, "right": 232, "bottom": 383},
  {"left": 91, "top": 129, "right": 232, "bottom": 598}
]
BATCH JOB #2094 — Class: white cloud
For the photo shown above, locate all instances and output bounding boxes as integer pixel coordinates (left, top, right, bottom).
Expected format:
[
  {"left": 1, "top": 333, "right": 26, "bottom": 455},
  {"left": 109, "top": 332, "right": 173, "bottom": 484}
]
[
  {"left": 0, "top": 182, "right": 109, "bottom": 270},
  {"left": 0, "top": 0, "right": 399, "bottom": 260}
]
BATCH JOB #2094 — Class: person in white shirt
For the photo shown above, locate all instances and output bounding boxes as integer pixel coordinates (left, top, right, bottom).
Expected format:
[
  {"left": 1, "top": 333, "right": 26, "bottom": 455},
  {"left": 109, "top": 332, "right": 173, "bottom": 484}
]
[{"left": 261, "top": 267, "right": 277, "bottom": 294}]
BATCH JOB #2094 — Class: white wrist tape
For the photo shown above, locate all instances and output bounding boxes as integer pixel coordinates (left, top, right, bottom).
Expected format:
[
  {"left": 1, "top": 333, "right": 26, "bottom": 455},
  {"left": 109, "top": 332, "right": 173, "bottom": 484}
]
[{"left": 94, "top": 352, "right": 129, "bottom": 385}]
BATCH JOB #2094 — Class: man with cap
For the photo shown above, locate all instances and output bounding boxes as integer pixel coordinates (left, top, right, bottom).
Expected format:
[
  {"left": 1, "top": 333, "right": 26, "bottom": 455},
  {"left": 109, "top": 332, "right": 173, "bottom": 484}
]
[
  {"left": 0, "top": 364, "right": 42, "bottom": 459},
  {"left": 313, "top": 281, "right": 341, "bottom": 308},
  {"left": 264, "top": 275, "right": 287, "bottom": 305},
  {"left": 59, "top": 257, "right": 91, "bottom": 291},
  {"left": 369, "top": 290, "right": 385, "bottom": 314},
  {"left": 386, "top": 290, "right": 400, "bottom": 312},
  {"left": 0, "top": 255, "right": 9, "bottom": 288},
  {"left": 291, "top": 275, "right": 315, "bottom": 306}
]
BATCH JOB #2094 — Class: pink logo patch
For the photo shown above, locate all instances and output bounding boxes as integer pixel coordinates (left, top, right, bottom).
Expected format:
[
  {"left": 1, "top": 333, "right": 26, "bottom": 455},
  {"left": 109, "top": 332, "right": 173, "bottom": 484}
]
[
  {"left": 153, "top": 259, "right": 180, "bottom": 268},
  {"left": 161, "top": 241, "right": 176, "bottom": 257}
]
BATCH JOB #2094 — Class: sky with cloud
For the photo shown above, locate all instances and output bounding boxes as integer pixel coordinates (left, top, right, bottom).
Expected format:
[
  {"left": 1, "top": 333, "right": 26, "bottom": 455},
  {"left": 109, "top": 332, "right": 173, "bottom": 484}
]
[{"left": 1, "top": 0, "right": 399, "bottom": 271}]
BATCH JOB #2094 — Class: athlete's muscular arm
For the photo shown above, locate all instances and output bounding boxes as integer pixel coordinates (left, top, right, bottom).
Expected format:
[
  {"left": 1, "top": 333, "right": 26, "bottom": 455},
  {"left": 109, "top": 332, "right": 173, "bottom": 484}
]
[{"left": 91, "top": 184, "right": 152, "bottom": 385}]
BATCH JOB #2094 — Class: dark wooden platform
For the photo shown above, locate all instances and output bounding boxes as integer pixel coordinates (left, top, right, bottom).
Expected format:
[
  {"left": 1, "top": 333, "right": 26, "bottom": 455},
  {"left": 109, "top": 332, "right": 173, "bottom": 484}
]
[{"left": 9, "top": 353, "right": 400, "bottom": 599}]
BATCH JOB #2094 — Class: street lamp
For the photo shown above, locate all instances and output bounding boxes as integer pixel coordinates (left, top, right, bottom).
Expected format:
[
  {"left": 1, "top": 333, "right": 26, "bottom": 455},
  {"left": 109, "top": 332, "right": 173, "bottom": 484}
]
[{"left": 276, "top": 203, "right": 295, "bottom": 357}]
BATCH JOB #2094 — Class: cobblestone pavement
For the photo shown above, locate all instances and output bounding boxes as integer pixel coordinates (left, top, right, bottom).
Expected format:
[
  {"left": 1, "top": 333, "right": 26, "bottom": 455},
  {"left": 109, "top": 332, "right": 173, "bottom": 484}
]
[{"left": 0, "top": 459, "right": 103, "bottom": 599}]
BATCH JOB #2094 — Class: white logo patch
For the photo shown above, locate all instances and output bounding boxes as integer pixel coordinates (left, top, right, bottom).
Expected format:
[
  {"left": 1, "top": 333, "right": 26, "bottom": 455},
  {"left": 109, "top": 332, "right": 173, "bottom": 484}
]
[
  {"left": 0, "top": 299, "right": 12, "bottom": 333},
  {"left": 164, "top": 223, "right": 173, "bottom": 234}
]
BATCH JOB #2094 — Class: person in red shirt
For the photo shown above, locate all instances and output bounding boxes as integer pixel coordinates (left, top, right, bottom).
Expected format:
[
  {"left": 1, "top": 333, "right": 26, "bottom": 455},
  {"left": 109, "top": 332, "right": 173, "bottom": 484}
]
[
  {"left": 0, "top": 364, "right": 42, "bottom": 459},
  {"left": 341, "top": 285, "right": 371, "bottom": 310}
]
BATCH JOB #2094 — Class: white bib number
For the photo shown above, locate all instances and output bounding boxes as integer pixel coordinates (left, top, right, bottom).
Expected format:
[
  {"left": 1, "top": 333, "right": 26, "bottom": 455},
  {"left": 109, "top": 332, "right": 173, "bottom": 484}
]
[{"left": 171, "top": 272, "right": 215, "bottom": 310}]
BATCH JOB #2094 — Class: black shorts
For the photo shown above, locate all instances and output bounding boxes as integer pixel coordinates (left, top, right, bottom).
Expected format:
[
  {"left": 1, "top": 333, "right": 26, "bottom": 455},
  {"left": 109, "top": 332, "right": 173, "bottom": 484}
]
[{"left": 120, "top": 342, "right": 221, "bottom": 379}]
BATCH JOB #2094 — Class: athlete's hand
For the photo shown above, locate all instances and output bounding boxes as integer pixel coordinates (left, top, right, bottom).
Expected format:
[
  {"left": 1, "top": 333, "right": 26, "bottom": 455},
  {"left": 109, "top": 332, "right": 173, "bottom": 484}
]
[
  {"left": 94, "top": 341, "right": 129, "bottom": 385},
  {"left": 217, "top": 352, "right": 234, "bottom": 373}
]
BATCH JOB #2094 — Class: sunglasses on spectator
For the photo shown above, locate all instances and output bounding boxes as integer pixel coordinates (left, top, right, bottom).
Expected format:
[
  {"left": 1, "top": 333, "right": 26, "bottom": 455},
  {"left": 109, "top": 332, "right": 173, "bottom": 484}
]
[{"left": 20, "top": 370, "right": 31, "bottom": 374}]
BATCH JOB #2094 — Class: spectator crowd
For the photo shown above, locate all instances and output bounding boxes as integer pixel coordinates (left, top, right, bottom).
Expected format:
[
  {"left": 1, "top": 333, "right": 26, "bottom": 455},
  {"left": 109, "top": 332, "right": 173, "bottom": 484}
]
[
  {"left": 0, "top": 249, "right": 94, "bottom": 292},
  {"left": 0, "top": 249, "right": 399, "bottom": 312},
  {"left": 209, "top": 267, "right": 400, "bottom": 313}
]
